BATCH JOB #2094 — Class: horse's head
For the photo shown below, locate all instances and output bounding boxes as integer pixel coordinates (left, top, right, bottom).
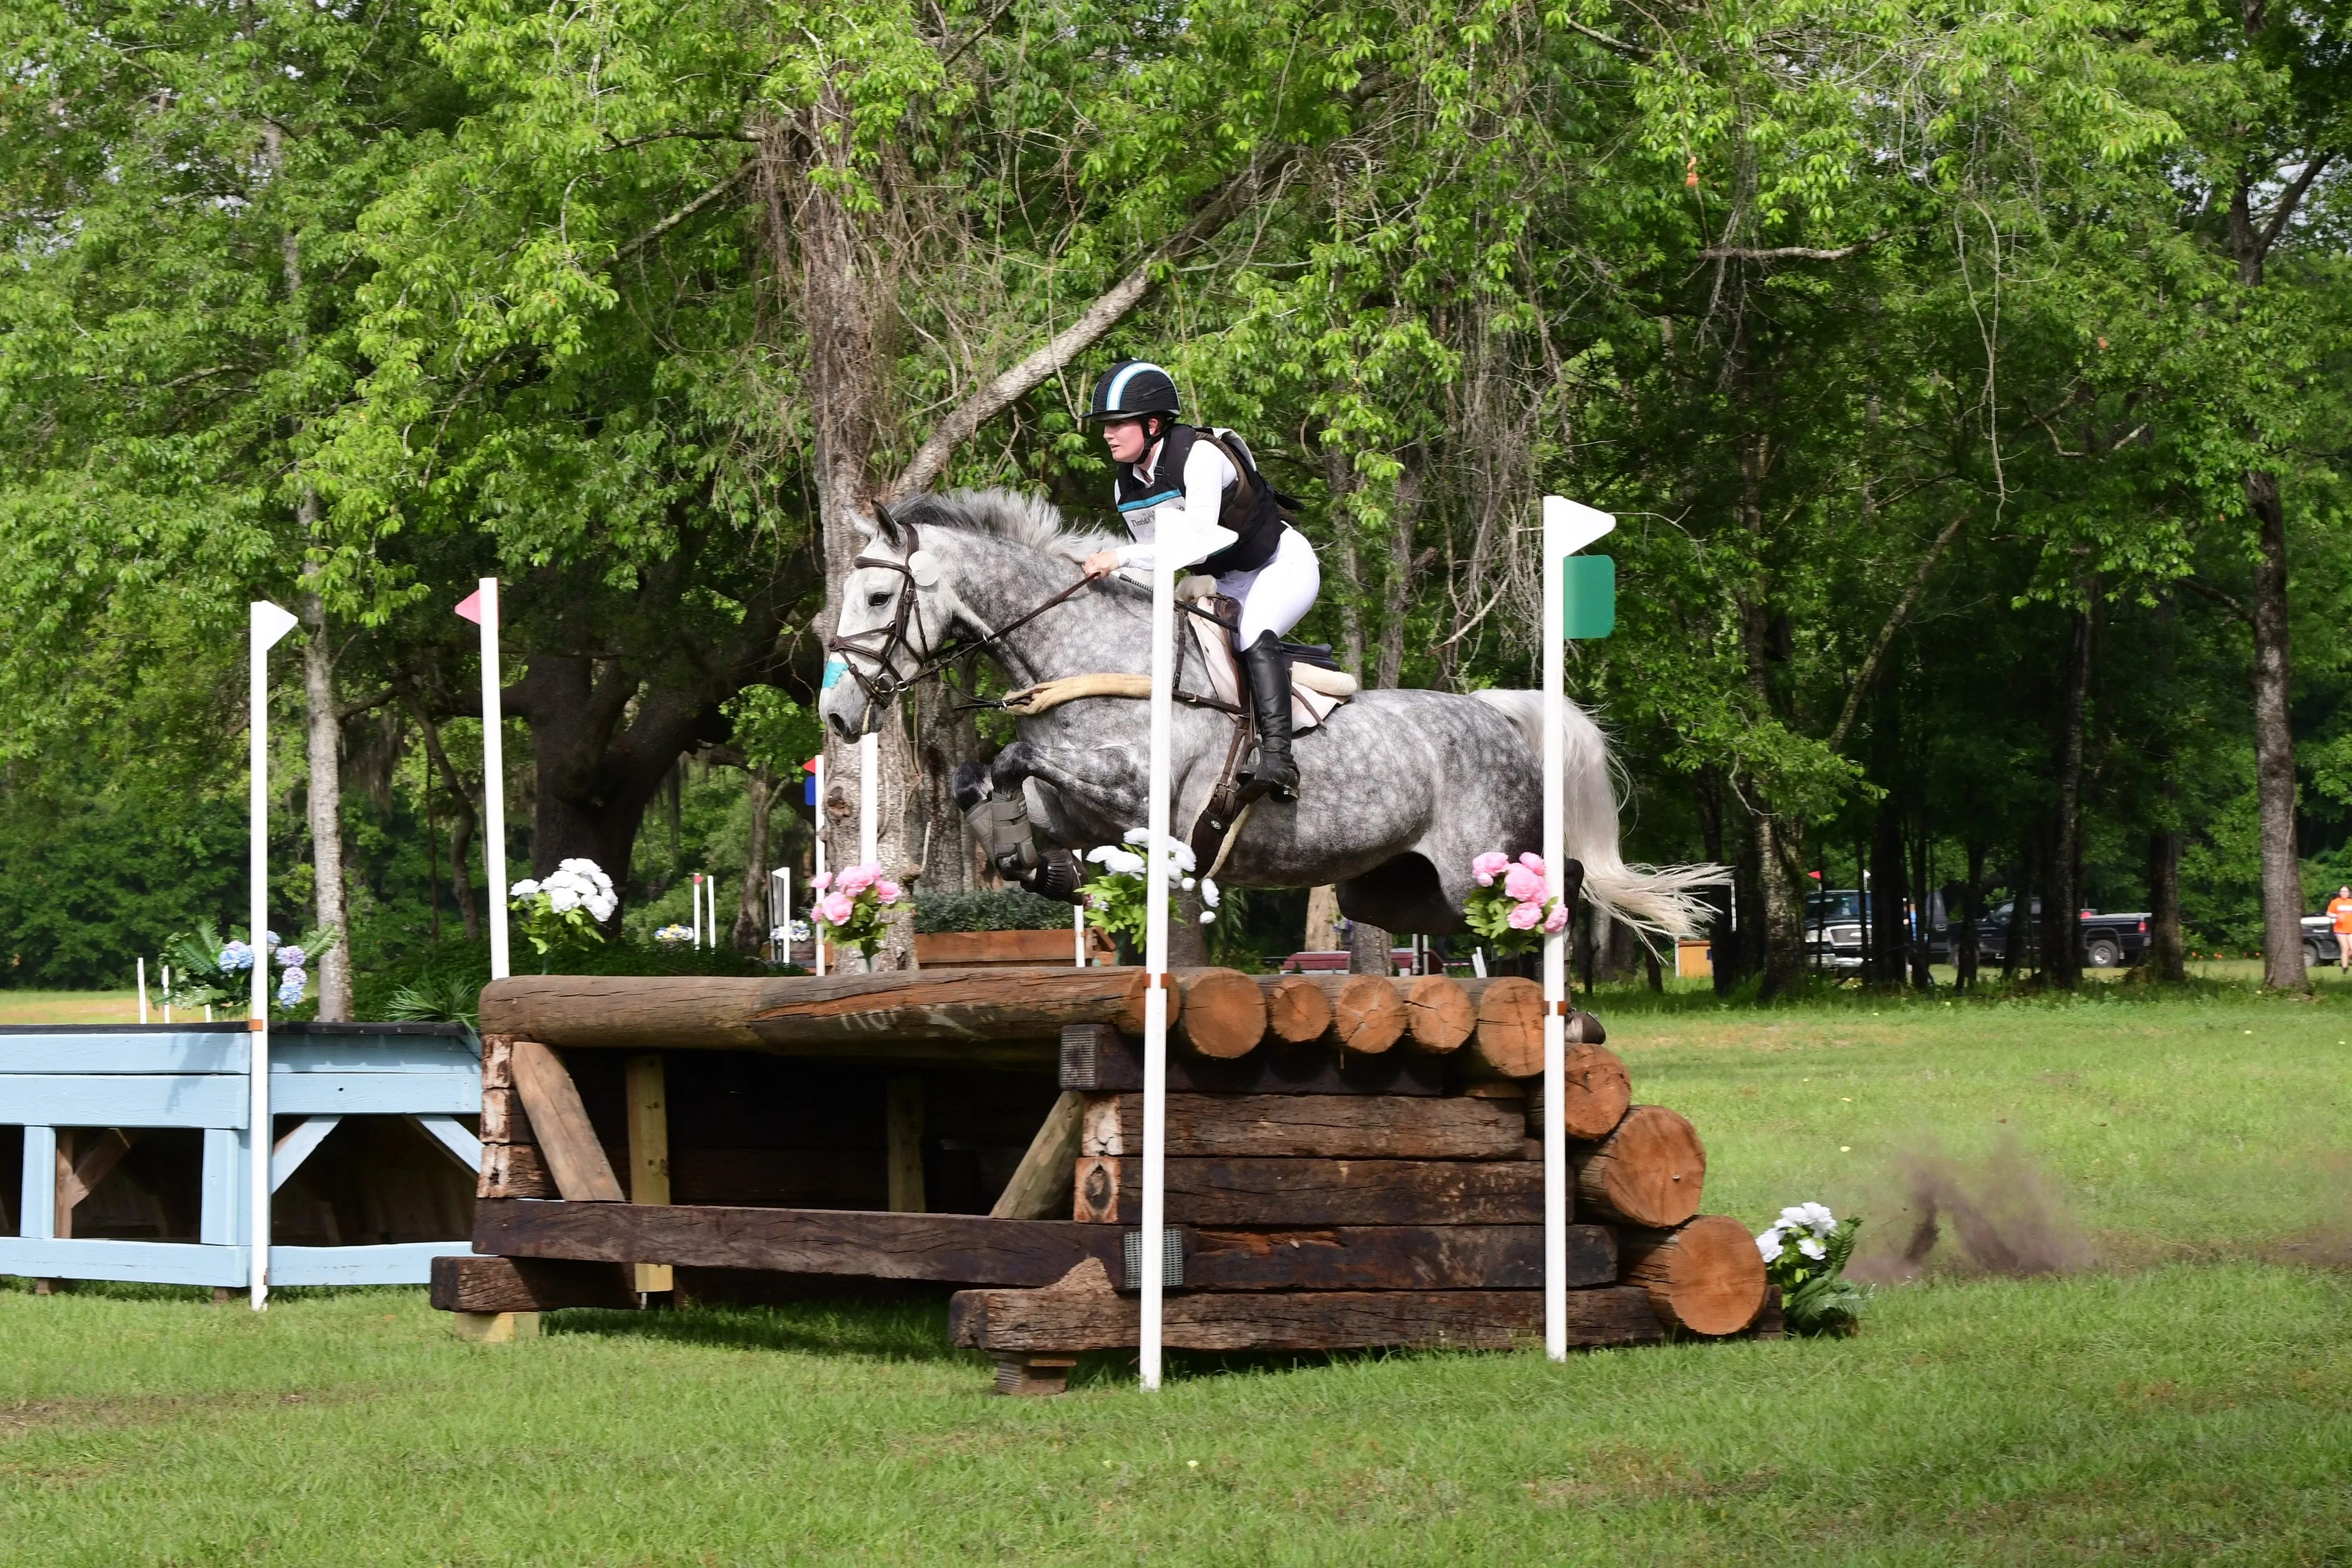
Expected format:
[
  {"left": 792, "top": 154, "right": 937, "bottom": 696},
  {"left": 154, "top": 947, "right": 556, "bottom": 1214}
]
[{"left": 819, "top": 505, "right": 956, "bottom": 740}]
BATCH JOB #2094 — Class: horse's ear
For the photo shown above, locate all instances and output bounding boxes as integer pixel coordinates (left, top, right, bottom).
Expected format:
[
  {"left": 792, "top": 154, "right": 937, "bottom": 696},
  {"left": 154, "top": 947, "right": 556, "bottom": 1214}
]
[{"left": 871, "top": 502, "right": 903, "bottom": 549}]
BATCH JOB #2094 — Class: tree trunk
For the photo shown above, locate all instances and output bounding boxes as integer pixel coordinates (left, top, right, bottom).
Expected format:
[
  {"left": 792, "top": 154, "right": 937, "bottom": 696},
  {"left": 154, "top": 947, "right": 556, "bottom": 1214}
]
[
  {"left": 734, "top": 764, "right": 774, "bottom": 952},
  {"left": 297, "top": 576, "right": 351, "bottom": 1020},
  {"left": 1958, "top": 837, "right": 1984, "bottom": 992},
  {"left": 1869, "top": 694, "right": 1906, "bottom": 988},
  {"left": 2047, "top": 603, "right": 2092, "bottom": 989},
  {"left": 2002, "top": 848, "right": 2030, "bottom": 981},
  {"left": 410, "top": 705, "right": 482, "bottom": 943},
  {"left": 2149, "top": 823, "right": 2185, "bottom": 982},
  {"left": 2247, "top": 469, "right": 2307, "bottom": 990},
  {"left": 1347, "top": 918, "right": 1393, "bottom": 976},
  {"left": 1373, "top": 446, "right": 1424, "bottom": 692},
  {"left": 914, "top": 675, "right": 988, "bottom": 897},
  {"left": 1324, "top": 448, "right": 1369, "bottom": 679}
]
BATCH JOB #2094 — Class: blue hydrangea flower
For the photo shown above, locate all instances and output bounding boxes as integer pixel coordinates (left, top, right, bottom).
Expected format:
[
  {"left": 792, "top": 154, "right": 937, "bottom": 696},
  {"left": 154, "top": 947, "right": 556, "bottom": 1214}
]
[
  {"left": 219, "top": 941, "right": 254, "bottom": 972},
  {"left": 276, "top": 978, "right": 305, "bottom": 1008},
  {"left": 274, "top": 945, "right": 306, "bottom": 970}
]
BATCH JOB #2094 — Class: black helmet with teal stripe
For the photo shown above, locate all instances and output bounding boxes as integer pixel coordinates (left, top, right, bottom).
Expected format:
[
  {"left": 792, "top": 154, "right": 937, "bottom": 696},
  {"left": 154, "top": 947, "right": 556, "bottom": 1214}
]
[{"left": 1085, "top": 360, "right": 1180, "bottom": 421}]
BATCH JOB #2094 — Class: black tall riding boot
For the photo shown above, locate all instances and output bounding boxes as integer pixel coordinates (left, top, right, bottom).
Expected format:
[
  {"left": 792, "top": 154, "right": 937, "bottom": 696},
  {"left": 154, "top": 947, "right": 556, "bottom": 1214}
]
[{"left": 1237, "top": 631, "right": 1300, "bottom": 803}]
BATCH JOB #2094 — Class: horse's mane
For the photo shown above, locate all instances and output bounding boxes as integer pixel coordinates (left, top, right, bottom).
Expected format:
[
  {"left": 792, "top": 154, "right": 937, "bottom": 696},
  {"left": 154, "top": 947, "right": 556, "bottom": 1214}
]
[{"left": 882, "top": 487, "right": 1120, "bottom": 564}]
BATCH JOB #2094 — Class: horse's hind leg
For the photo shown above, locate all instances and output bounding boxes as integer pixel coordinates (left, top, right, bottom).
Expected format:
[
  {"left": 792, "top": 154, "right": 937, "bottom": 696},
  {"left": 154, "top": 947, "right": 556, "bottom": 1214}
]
[{"left": 956, "top": 743, "right": 1083, "bottom": 902}]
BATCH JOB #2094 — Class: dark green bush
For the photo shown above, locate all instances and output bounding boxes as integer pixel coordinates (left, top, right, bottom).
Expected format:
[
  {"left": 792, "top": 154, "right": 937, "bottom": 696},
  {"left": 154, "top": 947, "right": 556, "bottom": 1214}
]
[{"left": 913, "top": 887, "right": 1079, "bottom": 933}]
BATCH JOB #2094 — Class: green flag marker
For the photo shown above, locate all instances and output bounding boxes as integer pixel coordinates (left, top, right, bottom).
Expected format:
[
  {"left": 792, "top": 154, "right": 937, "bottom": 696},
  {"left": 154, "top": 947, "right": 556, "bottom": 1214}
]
[{"left": 1563, "top": 555, "right": 1615, "bottom": 639}]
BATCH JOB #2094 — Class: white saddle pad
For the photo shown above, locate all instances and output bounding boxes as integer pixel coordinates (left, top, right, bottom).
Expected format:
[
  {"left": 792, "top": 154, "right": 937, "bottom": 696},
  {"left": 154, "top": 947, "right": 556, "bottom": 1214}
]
[{"left": 1184, "top": 608, "right": 1353, "bottom": 732}]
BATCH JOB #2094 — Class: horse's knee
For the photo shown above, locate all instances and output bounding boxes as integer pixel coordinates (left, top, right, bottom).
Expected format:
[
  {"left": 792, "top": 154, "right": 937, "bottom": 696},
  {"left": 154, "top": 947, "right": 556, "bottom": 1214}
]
[
  {"left": 951, "top": 760, "right": 992, "bottom": 815},
  {"left": 990, "top": 742, "right": 1034, "bottom": 796}
]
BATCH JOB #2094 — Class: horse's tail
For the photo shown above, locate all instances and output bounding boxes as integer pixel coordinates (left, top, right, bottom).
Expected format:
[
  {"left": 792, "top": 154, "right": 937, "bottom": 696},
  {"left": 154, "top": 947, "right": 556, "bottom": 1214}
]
[{"left": 1471, "top": 689, "right": 1727, "bottom": 943}]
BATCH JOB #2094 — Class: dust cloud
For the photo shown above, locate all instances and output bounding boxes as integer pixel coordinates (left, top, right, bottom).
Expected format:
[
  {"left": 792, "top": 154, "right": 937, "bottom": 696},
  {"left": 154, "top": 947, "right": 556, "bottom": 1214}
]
[{"left": 1851, "top": 1132, "right": 2093, "bottom": 1283}]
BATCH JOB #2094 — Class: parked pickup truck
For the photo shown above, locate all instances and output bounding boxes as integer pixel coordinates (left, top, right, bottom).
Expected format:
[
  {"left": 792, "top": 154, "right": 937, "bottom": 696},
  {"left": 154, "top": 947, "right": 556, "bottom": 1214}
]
[{"left": 1972, "top": 899, "right": 2150, "bottom": 968}]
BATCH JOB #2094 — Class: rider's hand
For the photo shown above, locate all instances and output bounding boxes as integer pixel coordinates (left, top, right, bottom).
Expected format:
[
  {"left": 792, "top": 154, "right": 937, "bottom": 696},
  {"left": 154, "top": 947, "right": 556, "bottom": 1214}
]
[{"left": 1081, "top": 551, "right": 1122, "bottom": 580}]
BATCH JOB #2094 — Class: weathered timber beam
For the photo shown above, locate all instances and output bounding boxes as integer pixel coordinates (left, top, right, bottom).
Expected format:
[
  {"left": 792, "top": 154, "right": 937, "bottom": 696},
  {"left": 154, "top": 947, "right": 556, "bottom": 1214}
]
[
  {"left": 949, "top": 1282, "right": 1665, "bottom": 1353},
  {"left": 471, "top": 1197, "right": 1130, "bottom": 1286},
  {"left": 478, "top": 969, "right": 1173, "bottom": 1056},
  {"left": 1186, "top": 1224, "right": 1617, "bottom": 1290},
  {"left": 430, "top": 1254, "right": 638, "bottom": 1313},
  {"left": 1072, "top": 1156, "right": 1544, "bottom": 1226},
  {"left": 1080, "top": 1093, "right": 1526, "bottom": 1160},
  {"left": 509, "top": 1040, "right": 626, "bottom": 1201}
]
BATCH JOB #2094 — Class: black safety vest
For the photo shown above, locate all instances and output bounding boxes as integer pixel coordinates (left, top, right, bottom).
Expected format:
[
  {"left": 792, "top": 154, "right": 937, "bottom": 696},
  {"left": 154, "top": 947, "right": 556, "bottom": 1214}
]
[{"left": 1115, "top": 424, "right": 1288, "bottom": 577}]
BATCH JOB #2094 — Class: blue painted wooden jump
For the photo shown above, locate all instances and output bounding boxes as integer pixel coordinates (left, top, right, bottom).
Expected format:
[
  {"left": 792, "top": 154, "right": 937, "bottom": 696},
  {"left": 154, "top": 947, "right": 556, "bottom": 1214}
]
[{"left": 2, "top": 1022, "right": 482, "bottom": 1289}]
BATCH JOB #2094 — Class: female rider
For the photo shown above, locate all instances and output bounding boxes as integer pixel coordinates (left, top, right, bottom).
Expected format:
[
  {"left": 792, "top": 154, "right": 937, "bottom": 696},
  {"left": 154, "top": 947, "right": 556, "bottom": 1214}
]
[{"left": 1078, "top": 360, "right": 1321, "bottom": 801}]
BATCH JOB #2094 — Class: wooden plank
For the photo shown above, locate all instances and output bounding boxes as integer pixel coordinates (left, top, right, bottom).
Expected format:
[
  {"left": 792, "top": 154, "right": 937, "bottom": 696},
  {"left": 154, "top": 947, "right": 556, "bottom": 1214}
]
[
  {"left": 0, "top": 1237, "right": 248, "bottom": 1288},
  {"left": 1186, "top": 1224, "right": 1617, "bottom": 1290},
  {"left": 478, "top": 969, "right": 1179, "bottom": 1057},
  {"left": 480, "top": 1035, "right": 516, "bottom": 1091},
  {"left": 623, "top": 1054, "right": 673, "bottom": 1293},
  {"left": 885, "top": 1074, "right": 926, "bottom": 1213},
  {"left": 414, "top": 1115, "right": 484, "bottom": 1173},
  {"left": 199, "top": 1128, "right": 239, "bottom": 1245},
  {"left": 949, "top": 1281, "right": 1665, "bottom": 1353},
  {"left": 507, "top": 1040, "right": 625, "bottom": 1202},
  {"left": 915, "top": 929, "right": 1111, "bottom": 966},
  {"left": 988, "top": 1090, "right": 1084, "bottom": 1220},
  {"left": 55, "top": 1127, "right": 139, "bottom": 1223},
  {"left": 429, "top": 1253, "right": 638, "bottom": 1313},
  {"left": 470, "top": 1197, "right": 1130, "bottom": 1286},
  {"left": 270, "top": 1067, "right": 482, "bottom": 1117},
  {"left": 479, "top": 1141, "right": 557, "bottom": 1200},
  {"left": 19, "top": 1126, "right": 56, "bottom": 1240},
  {"left": 269, "top": 1116, "right": 342, "bottom": 1192},
  {"left": 0, "top": 1073, "right": 246, "bottom": 1129},
  {"left": 1071, "top": 1156, "right": 1545, "bottom": 1226},
  {"left": 0, "top": 1034, "right": 248, "bottom": 1074},
  {"left": 273, "top": 1038, "right": 482, "bottom": 1072},
  {"left": 270, "top": 1242, "right": 469, "bottom": 1287},
  {"left": 1080, "top": 1094, "right": 1525, "bottom": 1160},
  {"left": 1058, "top": 1025, "right": 1442, "bottom": 1096}
]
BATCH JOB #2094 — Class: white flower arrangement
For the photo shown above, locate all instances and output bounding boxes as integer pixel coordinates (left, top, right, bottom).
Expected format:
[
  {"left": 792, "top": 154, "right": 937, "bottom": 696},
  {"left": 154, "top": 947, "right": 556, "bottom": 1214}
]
[
  {"left": 1079, "top": 830, "right": 1219, "bottom": 950},
  {"left": 1756, "top": 1200, "right": 1870, "bottom": 1335},
  {"left": 511, "top": 858, "right": 619, "bottom": 957}
]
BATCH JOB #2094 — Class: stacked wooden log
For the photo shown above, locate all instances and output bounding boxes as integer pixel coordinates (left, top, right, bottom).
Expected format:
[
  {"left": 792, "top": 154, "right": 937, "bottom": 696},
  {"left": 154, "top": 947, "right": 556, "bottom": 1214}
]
[{"left": 440, "top": 970, "right": 1772, "bottom": 1385}]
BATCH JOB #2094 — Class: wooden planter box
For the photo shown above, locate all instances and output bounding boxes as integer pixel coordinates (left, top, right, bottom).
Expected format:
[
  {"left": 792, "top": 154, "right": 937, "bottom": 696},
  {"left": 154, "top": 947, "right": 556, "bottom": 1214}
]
[{"left": 914, "top": 927, "right": 1113, "bottom": 968}]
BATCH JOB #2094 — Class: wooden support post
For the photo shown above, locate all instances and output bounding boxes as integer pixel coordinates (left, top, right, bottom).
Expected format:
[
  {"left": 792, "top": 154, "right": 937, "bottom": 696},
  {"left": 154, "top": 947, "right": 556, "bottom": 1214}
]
[
  {"left": 507, "top": 1039, "right": 625, "bottom": 1201},
  {"left": 992, "top": 1353, "right": 1078, "bottom": 1396},
  {"left": 988, "top": 1090, "right": 1084, "bottom": 1220},
  {"left": 886, "top": 1073, "right": 925, "bottom": 1213},
  {"left": 624, "top": 1054, "right": 674, "bottom": 1294},
  {"left": 449, "top": 1311, "right": 541, "bottom": 1344}
]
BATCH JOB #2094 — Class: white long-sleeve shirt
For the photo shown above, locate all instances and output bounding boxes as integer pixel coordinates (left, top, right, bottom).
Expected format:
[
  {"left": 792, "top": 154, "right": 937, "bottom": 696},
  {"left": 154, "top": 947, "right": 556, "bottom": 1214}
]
[{"left": 1112, "top": 435, "right": 1240, "bottom": 574}]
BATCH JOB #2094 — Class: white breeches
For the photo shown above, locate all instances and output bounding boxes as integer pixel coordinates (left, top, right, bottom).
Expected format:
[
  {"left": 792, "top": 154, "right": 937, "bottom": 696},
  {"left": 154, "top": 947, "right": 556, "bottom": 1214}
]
[{"left": 1219, "top": 526, "right": 1321, "bottom": 647}]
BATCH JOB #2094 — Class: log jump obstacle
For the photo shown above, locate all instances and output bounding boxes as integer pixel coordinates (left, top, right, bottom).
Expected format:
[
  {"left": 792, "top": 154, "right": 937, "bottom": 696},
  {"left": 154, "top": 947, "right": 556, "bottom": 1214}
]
[
  {"left": 433, "top": 969, "right": 1771, "bottom": 1384},
  {"left": 2, "top": 1022, "right": 482, "bottom": 1291}
]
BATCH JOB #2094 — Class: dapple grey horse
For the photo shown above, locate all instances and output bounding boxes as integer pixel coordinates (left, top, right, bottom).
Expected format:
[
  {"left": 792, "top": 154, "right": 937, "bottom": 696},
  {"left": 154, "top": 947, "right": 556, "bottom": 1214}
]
[{"left": 818, "top": 488, "right": 1718, "bottom": 939}]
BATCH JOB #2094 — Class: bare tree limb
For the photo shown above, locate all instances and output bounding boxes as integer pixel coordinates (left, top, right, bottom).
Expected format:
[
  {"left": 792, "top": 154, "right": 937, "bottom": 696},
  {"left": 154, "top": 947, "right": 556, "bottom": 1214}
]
[
  {"left": 2254, "top": 153, "right": 2332, "bottom": 268},
  {"left": 1700, "top": 232, "right": 1888, "bottom": 264},
  {"left": 2179, "top": 575, "right": 2252, "bottom": 623},
  {"left": 1560, "top": 16, "right": 1642, "bottom": 54},
  {"left": 616, "top": 162, "right": 758, "bottom": 259},
  {"left": 603, "top": 127, "right": 759, "bottom": 152},
  {"left": 884, "top": 149, "right": 1295, "bottom": 500},
  {"left": 1827, "top": 510, "right": 1969, "bottom": 752}
]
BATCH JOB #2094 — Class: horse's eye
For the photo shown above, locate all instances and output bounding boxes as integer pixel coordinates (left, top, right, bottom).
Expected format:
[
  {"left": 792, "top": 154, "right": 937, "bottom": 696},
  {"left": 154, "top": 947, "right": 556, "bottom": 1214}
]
[{"left": 867, "top": 589, "right": 892, "bottom": 608}]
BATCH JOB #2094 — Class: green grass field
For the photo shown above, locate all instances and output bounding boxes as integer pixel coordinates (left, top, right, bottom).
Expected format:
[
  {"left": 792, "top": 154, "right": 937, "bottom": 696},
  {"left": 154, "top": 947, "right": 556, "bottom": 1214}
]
[{"left": 3, "top": 988, "right": 2349, "bottom": 1563}]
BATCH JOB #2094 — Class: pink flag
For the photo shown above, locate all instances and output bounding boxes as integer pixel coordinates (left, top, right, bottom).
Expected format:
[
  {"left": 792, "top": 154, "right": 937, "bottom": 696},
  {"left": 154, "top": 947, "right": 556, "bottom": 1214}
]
[{"left": 453, "top": 589, "right": 484, "bottom": 625}]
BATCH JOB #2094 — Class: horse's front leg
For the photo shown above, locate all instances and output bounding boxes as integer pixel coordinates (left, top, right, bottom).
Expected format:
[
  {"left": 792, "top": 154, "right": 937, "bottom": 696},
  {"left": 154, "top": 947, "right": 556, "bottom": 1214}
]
[{"left": 950, "top": 741, "right": 1098, "bottom": 903}]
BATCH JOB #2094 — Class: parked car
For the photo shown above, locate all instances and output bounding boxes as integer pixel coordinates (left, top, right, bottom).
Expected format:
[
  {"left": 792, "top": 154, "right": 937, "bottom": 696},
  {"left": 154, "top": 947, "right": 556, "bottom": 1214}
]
[
  {"left": 1805, "top": 888, "right": 1869, "bottom": 974},
  {"left": 2302, "top": 914, "right": 2343, "bottom": 966},
  {"left": 1972, "top": 899, "right": 2150, "bottom": 968}
]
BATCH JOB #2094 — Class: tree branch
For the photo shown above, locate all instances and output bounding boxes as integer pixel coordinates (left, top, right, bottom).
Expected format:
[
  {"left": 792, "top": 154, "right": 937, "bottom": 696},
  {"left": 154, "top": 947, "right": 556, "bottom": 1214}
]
[
  {"left": 615, "top": 162, "right": 758, "bottom": 259},
  {"left": 2255, "top": 153, "right": 2332, "bottom": 268},
  {"left": 603, "top": 127, "right": 759, "bottom": 152},
  {"left": 2179, "top": 575, "right": 2252, "bottom": 623},
  {"left": 884, "top": 148, "right": 1296, "bottom": 500},
  {"left": 1827, "top": 510, "right": 1969, "bottom": 752},
  {"left": 1699, "top": 233, "right": 1888, "bottom": 264},
  {"left": 1560, "top": 16, "right": 1641, "bottom": 54}
]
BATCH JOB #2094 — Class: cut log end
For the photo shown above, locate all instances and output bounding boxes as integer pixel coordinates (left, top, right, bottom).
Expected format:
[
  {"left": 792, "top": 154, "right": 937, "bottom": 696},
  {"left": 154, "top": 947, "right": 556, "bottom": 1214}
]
[
  {"left": 1263, "top": 975, "right": 1335, "bottom": 1044},
  {"left": 1559, "top": 1043, "right": 1632, "bottom": 1139},
  {"left": 1401, "top": 975, "right": 1475, "bottom": 1054},
  {"left": 1619, "top": 1214, "right": 1766, "bottom": 1336},
  {"left": 1469, "top": 977, "right": 1544, "bottom": 1078},
  {"left": 1570, "top": 1104, "right": 1705, "bottom": 1228},
  {"left": 1175, "top": 968, "right": 1271, "bottom": 1059},
  {"left": 1332, "top": 974, "right": 1406, "bottom": 1055}
]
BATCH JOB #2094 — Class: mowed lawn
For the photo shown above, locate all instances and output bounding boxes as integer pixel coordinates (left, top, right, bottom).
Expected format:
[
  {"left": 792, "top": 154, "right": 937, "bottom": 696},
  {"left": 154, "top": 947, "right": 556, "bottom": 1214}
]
[{"left": 3, "top": 990, "right": 2349, "bottom": 1565}]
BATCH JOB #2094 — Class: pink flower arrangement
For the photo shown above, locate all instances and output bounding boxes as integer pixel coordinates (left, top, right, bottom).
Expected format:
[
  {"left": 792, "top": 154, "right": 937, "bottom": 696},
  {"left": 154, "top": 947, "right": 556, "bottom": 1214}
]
[
  {"left": 1463, "top": 849, "right": 1569, "bottom": 955},
  {"left": 809, "top": 862, "right": 905, "bottom": 962}
]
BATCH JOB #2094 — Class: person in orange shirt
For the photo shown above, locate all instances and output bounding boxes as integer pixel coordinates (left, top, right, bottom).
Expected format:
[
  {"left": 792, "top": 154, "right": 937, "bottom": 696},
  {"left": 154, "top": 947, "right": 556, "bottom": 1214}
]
[{"left": 2329, "top": 886, "right": 2352, "bottom": 973}]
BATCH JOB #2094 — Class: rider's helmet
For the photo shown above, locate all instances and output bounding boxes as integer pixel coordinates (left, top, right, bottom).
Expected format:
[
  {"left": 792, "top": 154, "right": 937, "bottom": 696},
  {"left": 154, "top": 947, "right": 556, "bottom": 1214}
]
[{"left": 1085, "top": 360, "right": 1181, "bottom": 422}]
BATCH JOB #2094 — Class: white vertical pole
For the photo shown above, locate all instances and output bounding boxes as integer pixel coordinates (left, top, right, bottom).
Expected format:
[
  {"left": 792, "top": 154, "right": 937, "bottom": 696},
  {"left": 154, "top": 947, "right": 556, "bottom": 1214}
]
[
  {"left": 1139, "top": 534, "right": 1177, "bottom": 1390},
  {"left": 1074, "top": 903, "right": 1086, "bottom": 968},
  {"left": 691, "top": 874, "right": 703, "bottom": 948},
  {"left": 163, "top": 966, "right": 173, "bottom": 1024},
  {"left": 248, "top": 599, "right": 297, "bottom": 1312},
  {"left": 707, "top": 874, "right": 719, "bottom": 948},
  {"left": 476, "top": 579, "right": 511, "bottom": 982},
  {"left": 813, "top": 756, "right": 828, "bottom": 977},
  {"left": 1540, "top": 497, "right": 1613, "bottom": 1362},
  {"left": 858, "top": 732, "right": 879, "bottom": 866},
  {"left": 137, "top": 957, "right": 148, "bottom": 1024}
]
